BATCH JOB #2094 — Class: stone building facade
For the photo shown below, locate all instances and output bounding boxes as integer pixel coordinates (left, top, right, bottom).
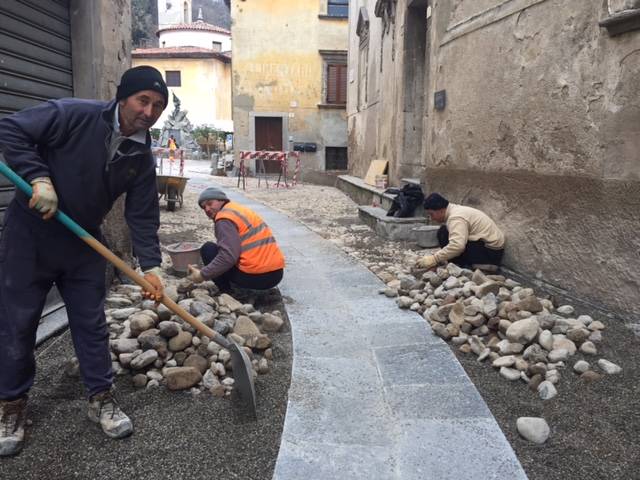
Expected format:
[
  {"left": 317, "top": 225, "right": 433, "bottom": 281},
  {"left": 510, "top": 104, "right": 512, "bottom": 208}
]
[
  {"left": 231, "top": 0, "right": 349, "bottom": 180},
  {"left": 347, "top": 0, "right": 640, "bottom": 320}
]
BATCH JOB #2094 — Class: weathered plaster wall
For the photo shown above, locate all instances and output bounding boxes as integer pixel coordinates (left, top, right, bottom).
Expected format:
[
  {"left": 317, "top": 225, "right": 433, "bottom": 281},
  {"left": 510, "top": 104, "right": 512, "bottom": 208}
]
[
  {"left": 132, "top": 57, "right": 233, "bottom": 130},
  {"left": 425, "top": 0, "right": 640, "bottom": 319},
  {"left": 70, "top": 0, "right": 131, "bottom": 100},
  {"left": 347, "top": 0, "right": 430, "bottom": 183},
  {"left": 70, "top": 0, "right": 134, "bottom": 280},
  {"left": 231, "top": 0, "right": 348, "bottom": 174}
]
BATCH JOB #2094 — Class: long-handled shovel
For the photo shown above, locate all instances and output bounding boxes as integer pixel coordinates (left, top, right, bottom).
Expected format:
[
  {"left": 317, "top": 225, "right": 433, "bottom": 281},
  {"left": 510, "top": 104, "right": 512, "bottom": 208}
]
[{"left": 0, "top": 162, "right": 257, "bottom": 417}]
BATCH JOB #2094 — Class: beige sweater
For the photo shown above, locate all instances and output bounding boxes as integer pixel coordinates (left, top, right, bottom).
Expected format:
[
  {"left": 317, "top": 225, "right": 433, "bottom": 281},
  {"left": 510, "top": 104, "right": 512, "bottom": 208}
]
[{"left": 433, "top": 203, "right": 505, "bottom": 263}]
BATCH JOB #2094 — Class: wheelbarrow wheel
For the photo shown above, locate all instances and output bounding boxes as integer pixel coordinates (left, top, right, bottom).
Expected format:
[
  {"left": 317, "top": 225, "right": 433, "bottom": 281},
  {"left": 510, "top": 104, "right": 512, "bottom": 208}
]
[{"left": 167, "top": 187, "right": 178, "bottom": 211}]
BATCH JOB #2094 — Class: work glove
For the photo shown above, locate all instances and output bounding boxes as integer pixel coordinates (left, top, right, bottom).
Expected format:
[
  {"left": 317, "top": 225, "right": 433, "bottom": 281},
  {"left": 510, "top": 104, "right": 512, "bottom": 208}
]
[
  {"left": 417, "top": 255, "right": 438, "bottom": 270},
  {"left": 187, "top": 264, "right": 205, "bottom": 284},
  {"left": 29, "top": 177, "right": 58, "bottom": 220},
  {"left": 142, "top": 266, "right": 164, "bottom": 301}
]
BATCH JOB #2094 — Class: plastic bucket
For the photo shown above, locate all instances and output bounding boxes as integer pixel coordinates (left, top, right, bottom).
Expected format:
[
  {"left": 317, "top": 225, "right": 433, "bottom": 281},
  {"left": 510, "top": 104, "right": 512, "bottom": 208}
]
[{"left": 166, "top": 241, "right": 202, "bottom": 273}]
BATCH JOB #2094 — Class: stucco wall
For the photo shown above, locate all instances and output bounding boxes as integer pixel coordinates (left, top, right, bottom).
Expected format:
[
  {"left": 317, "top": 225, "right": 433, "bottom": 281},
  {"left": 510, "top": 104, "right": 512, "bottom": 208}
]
[
  {"left": 347, "top": 0, "right": 431, "bottom": 183},
  {"left": 132, "top": 56, "right": 233, "bottom": 130},
  {"left": 231, "top": 0, "right": 348, "bottom": 174},
  {"left": 349, "top": 0, "right": 640, "bottom": 320},
  {"left": 70, "top": 0, "right": 134, "bottom": 280},
  {"left": 425, "top": 0, "right": 640, "bottom": 320}
]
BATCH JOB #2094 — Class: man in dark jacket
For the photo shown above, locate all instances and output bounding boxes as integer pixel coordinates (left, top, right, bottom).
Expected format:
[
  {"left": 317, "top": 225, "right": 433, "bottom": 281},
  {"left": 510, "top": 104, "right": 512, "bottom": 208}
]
[{"left": 0, "top": 66, "right": 168, "bottom": 456}]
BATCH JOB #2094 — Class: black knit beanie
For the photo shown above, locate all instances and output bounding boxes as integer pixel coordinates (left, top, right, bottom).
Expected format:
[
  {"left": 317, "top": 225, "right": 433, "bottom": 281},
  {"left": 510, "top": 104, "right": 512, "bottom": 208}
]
[
  {"left": 116, "top": 66, "right": 169, "bottom": 108},
  {"left": 423, "top": 193, "right": 449, "bottom": 210}
]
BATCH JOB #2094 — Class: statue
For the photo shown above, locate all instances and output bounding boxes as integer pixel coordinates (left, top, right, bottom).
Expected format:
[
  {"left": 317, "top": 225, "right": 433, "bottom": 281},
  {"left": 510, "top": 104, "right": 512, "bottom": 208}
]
[
  {"left": 160, "top": 92, "right": 200, "bottom": 152},
  {"left": 172, "top": 92, "right": 181, "bottom": 117}
]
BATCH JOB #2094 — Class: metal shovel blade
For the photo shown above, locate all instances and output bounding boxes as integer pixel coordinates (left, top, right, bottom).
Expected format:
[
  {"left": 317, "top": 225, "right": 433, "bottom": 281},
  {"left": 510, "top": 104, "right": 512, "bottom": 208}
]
[{"left": 228, "top": 342, "right": 257, "bottom": 417}]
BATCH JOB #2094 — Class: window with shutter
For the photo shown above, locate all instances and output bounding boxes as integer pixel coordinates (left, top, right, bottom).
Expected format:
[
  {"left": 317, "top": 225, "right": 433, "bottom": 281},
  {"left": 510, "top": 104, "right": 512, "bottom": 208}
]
[
  {"left": 326, "top": 63, "right": 347, "bottom": 104},
  {"left": 166, "top": 70, "right": 181, "bottom": 87},
  {"left": 327, "top": 0, "right": 349, "bottom": 17}
]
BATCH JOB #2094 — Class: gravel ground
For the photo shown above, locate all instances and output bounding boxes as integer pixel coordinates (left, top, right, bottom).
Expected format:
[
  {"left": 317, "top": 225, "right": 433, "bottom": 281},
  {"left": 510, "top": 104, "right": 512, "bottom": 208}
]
[
  {"left": 209, "top": 173, "right": 640, "bottom": 480},
  {"left": 0, "top": 178, "right": 292, "bottom": 480}
]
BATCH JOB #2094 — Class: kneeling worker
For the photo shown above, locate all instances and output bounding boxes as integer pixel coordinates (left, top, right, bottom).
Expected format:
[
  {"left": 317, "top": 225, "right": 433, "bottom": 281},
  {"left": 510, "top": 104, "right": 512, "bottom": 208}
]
[
  {"left": 417, "top": 193, "right": 505, "bottom": 271},
  {"left": 187, "top": 187, "right": 285, "bottom": 291}
]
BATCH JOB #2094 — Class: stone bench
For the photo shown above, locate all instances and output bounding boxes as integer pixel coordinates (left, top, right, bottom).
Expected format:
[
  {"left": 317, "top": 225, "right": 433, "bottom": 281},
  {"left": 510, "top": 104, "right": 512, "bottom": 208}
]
[{"left": 358, "top": 206, "right": 438, "bottom": 244}]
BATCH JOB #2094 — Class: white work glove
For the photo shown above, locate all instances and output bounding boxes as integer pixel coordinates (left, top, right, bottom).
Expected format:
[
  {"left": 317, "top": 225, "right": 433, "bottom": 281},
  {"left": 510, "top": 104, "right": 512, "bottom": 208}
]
[
  {"left": 417, "top": 255, "right": 438, "bottom": 270},
  {"left": 29, "top": 177, "right": 58, "bottom": 220},
  {"left": 187, "top": 264, "right": 205, "bottom": 284},
  {"left": 142, "top": 266, "right": 164, "bottom": 301}
]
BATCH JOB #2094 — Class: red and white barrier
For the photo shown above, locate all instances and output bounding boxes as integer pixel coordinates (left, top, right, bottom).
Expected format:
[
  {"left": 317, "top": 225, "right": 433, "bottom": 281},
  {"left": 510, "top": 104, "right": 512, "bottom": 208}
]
[{"left": 237, "top": 150, "right": 301, "bottom": 189}]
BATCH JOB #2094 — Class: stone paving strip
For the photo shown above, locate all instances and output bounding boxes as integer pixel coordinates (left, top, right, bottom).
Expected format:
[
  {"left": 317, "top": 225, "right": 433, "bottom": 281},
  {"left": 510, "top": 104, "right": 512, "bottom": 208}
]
[{"left": 214, "top": 184, "right": 528, "bottom": 480}]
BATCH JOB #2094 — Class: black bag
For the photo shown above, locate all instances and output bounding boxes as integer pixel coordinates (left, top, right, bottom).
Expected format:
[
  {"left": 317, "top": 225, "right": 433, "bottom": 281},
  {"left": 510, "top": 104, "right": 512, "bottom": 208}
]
[{"left": 385, "top": 184, "right": 425, "bottom": 217}]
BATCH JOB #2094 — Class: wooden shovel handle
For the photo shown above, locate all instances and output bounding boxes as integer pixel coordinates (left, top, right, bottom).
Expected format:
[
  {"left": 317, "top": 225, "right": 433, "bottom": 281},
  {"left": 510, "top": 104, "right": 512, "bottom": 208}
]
[{"left": 0, "top": 162, "right": 231, "bottom": 349}]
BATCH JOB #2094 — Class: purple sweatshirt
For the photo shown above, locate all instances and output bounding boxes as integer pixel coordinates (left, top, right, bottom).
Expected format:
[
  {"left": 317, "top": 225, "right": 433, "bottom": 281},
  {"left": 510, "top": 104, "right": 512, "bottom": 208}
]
[{"left": 200, "top": 219, "right": 241, "bottom": 279}]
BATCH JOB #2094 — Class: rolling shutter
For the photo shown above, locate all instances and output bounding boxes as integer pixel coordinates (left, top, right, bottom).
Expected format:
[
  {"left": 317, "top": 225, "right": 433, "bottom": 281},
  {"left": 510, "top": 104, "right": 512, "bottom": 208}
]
[{"left": 0, "top": 0, "right": 73, "bottom": 231}]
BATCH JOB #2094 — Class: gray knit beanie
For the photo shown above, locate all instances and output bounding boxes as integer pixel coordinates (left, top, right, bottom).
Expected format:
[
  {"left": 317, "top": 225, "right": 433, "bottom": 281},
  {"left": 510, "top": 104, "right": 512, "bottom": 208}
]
[{"left": 198, "top": 187, "right": 229, "bottom": 207}]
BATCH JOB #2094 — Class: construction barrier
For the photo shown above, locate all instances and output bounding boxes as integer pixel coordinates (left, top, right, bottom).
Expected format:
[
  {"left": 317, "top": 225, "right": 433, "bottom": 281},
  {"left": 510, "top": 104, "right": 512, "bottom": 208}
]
[{"left": 237, "top": 151, "right": 301, "bottom": 190}]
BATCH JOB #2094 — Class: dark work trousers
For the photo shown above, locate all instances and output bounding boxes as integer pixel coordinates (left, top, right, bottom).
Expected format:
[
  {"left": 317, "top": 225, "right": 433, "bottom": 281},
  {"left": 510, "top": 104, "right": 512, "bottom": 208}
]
[
  {"left": 437, "top": 225, "right": 504, "bottom": 268},
  {"left": 0, "top": 203, "right": 111, "bottom": 401},
  {"left": 201, "top": 241, "right": 283, "bottom": 291}
]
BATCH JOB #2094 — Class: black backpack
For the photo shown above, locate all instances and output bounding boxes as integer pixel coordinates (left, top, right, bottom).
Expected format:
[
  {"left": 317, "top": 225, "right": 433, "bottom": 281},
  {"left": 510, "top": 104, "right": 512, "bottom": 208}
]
[{"left": 385, "top": 184, "right": 425, "bottom": 218}]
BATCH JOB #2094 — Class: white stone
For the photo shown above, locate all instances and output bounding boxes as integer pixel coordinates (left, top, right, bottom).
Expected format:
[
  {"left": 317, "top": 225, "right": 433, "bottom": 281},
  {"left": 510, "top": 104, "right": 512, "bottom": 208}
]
[
  {"left": 537, "top": 381, "right": 558, "bottom": 400},
  {"left": 516, "top": 417, "right": 550, "bottom": 444},
  {"left": 573, "top": 360, "right": 590, "bottom": 374},
  {"left": 492, "top": 355, "right": 516, "bottom": 368},
  {"left": 497, "top": 340, "right": 524, "bottom": 355},
  {"left": 548, "top": 348, "right": 569, "bottom": 362},
  {"left": 580, "top": 341, "right": 598, "bottom": 355},
  {"left": 506, "top": 317, "right": 539, "bottom": 344},
  {"left": 538, "top": 330, "right": 554, "bottom": 351},
  {"left": 577, "top": 315, "right": 593, "bottom": 325},
  {"left": 556, "top": 305, "right": 575, "bottom": 315},
  {"left": 546, "top": 369, "right": 560, "bottom": 384},
  {"left": 597, "top": 359, "right": 622, "bottom": 374},
  {"left": 500, "top": 367, "right": 521, "bottom": 381}
]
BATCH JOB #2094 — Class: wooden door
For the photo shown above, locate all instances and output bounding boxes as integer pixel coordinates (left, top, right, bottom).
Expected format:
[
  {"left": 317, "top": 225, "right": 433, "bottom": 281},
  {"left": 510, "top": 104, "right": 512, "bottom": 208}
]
[{"left": 255, "top": 117, "right": 283, "bottom": 173}]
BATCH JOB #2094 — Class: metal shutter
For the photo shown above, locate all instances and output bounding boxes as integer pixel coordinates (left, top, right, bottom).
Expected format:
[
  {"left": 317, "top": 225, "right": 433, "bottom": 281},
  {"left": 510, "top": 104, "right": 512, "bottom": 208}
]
[{"left": 0, "top": 0, "right": 73, "bottom": 231}]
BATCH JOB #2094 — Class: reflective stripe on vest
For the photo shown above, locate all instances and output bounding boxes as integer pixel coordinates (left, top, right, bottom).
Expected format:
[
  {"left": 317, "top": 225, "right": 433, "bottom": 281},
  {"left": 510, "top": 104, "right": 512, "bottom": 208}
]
[
  {"left": 215, "top": 202, "right": 285, "bottom": 274},
  {"left": 241, "top": 236, "right": 277, "bottom": 253}
]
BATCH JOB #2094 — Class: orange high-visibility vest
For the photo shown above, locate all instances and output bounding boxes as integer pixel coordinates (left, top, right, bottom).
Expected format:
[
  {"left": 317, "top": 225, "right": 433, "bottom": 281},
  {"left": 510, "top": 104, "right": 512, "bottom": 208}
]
[{"left": 215, "top": 201, "right": 285, "bottom": 274}]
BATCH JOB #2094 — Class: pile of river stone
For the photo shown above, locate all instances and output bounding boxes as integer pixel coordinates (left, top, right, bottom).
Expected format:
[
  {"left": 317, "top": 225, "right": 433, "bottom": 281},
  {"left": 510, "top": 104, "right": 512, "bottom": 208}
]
[
  {"left": 381, "top": 262, "right": 622, "bottom": 401},
  {"left": 89, "top": 279, "right": 283, "bottom": 396}
]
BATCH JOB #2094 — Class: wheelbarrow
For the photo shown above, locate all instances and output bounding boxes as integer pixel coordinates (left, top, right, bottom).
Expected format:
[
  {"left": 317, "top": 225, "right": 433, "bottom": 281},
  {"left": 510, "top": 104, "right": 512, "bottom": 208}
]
[{"left": 157, "top": 175, "right": 189, "bottom": 211}]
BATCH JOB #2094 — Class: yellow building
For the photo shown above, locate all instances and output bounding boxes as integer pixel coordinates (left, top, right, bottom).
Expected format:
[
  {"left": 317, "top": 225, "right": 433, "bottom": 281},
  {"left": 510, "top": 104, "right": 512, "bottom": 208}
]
[
  {"left": 231, "top": 0, "right": 349, "bottom": 179},
  {"left": 132, "top": 45, "right": 232, "bottom": 131},
  {"left": 133, "top": 4, "right": 233, "bottom": 132}
]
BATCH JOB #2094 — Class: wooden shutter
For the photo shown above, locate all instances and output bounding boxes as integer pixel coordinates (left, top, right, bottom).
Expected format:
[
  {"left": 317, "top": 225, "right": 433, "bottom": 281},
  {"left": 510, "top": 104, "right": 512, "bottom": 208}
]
[{"left": 327, "top": 63, "right": 347, "bottom": 104}]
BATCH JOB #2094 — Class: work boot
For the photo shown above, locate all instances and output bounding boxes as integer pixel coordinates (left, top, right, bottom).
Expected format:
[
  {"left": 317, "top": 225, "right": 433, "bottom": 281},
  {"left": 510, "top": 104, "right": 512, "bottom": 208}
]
[
  {"left": 0, "top": 396, "right": 27, "bottom": 457},
  {"left": 87, "top": 389, "right": 133, "bottom": 439}
]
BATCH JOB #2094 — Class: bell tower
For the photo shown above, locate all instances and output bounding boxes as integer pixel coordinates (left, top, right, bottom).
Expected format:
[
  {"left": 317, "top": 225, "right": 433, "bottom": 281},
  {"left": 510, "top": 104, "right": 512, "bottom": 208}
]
[{"left": 157, "top": 0, "right": 192, "bottom": 28}]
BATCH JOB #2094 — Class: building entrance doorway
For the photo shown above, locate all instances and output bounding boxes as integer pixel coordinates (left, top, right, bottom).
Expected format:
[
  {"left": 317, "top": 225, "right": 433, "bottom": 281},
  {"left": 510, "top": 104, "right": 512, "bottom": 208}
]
[{"left": 255, "top": 116, "right": 283, "bottom": 173}]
